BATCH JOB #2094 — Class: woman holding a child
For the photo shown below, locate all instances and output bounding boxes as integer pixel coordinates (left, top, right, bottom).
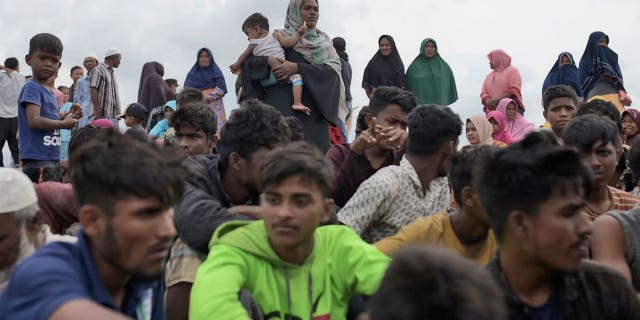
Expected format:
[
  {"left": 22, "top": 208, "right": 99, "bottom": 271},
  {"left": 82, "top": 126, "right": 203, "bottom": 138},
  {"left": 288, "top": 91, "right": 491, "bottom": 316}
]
[{"left": 241, "top": 0, "right": 344, "bottom": 153}]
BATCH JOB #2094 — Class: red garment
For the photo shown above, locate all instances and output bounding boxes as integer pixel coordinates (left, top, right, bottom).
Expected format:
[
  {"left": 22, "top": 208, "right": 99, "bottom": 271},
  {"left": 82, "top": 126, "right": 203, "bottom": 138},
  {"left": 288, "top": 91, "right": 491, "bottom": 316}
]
[
  {"left": 34, "top": 182, "right": 78, "bottom": 234},
  {"left": 328, "top": 125, "right": 345, "bottom": 145}
]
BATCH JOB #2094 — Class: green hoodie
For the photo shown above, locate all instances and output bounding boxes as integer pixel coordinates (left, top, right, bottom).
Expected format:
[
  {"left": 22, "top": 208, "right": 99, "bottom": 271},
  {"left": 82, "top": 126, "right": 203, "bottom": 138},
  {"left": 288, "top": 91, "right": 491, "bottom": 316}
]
[{"left": 190, "top": 220, "right": 390, "bottom": 319}]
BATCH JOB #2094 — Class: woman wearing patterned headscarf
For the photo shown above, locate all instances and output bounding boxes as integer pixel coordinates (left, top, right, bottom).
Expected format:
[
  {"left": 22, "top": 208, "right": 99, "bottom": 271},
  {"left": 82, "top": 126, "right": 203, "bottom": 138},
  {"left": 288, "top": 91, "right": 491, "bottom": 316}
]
[
  {"left": 622, "top": 109, "right": 640, "bottom": 146},
  {"left": 362, "top": 35, "right": 406, "bottom": 98}
]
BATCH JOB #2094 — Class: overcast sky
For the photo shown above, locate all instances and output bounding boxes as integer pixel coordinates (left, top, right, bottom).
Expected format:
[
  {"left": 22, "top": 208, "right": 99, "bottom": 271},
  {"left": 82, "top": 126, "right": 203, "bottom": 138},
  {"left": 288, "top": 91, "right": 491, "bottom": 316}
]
[{"left": 1, "top": 0, "right": 639, "bottom": 144}]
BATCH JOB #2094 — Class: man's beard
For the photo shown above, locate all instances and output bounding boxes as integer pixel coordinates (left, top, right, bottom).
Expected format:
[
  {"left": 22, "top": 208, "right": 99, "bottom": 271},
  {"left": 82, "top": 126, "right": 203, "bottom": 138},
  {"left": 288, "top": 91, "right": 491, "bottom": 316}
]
[{"left": 0, "top": 225, "right": 36, "bottom": 285}]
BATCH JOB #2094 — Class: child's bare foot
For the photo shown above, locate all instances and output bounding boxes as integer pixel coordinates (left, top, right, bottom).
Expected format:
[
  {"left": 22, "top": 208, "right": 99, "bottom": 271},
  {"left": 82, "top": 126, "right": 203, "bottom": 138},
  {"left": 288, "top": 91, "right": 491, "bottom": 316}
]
[{"left": 292, "top": 103, "right": 311, "bottom": 115}]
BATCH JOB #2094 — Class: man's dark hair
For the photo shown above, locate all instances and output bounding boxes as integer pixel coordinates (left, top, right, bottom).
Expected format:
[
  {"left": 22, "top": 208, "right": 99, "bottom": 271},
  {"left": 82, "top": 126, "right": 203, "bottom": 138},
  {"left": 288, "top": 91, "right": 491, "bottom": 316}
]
[
  {"left": 629, "top": 139, "right": 640, "bottom": 184},
  {"left": 284, "top": 116, "right": 303, "bottom": 141},
  {"left": 355, "top": 106, "right": 369, "bottom": 135},
  {"left": 563, "top": 114, "right": 620, "bottom": 154},
  {"left": 57, "top": 86, "right": 68, "bottom": 91},
  {"left": 173, "top": 101, "right": 217, "bottom": 140},
  {"left": 165, "top": 78, "right": 178, "bottom": 87},
  {"left": 542, "top": 85, "right": 578, "bottom": 111},
  {"left": 4, "top": 58, "right": 18, "bottom": 70},
  {"left": 576, "top": 99, "right": 621, "bottom": 132},
  {"left": 407, "top": 105, "right": 462, "bottom": 157},
  {"left": 70, "top": 130, "right": 186, "bottom": 215},
  {"left": 242, "top": 12, "right": 269, "bottom": 31},
  {"left": 369, "top": 245, "right": 507, "bottom": 320},
  {"left": 28, "top": 33, "right": 63, "bottom": 56},
  {"left": 68, "top": 125, "right": 104, "bottom": 160},
  {"left": 368, "top": 86, "right": 418, "bottom": 116},
  {"left": 217, "top": 99, "right": 290, "bottom": 171},
  {"left": 474, "top": 141, "right": 592, "bottom": 240},
  {"left": 261, "top": 141, "right": 334, "bottom": 197},
  {"left": 176, "top": 87, "right": 204, "bottom": 107},
  {"left": 448, "top": 145, "right": 494, "bottom": 206},
  {"left": 70, "top": 65, "right": 82, "bottom": 75}
]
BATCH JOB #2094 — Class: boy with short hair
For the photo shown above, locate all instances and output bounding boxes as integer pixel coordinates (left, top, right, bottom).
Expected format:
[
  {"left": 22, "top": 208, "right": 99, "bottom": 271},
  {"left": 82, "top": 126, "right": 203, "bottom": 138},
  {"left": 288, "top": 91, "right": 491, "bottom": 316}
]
[
  {"left": 118, "top": 102, "right": 148, "bottom": 137},
  {"left": 230, "top": 12, "right": 311, "bottom": 114},
  {"left": 542, "top": 84, "right": 578, "bottom": 144},
  {"left": 374, "top": 145, "right": 497, "bottom": 264},
  {"left": 563, "top": 114, "right": 640, "bottom": 221},
  {"left": 190, "top": 141, "right": 390, "bottom": 319},
  {"left": 18, "top": 33, "right": 81, "bottom": 183},
  {"left": 173, "top": 101, "right": 218, "bottom": 157},
  {"left": 476, "top": 137, "right": 640, "bottom": 319}
]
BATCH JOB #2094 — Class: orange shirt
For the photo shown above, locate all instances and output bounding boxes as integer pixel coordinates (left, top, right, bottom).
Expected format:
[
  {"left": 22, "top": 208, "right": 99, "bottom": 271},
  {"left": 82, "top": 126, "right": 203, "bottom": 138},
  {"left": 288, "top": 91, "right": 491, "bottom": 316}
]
[{"left": 583, "top": 186, "right": 640, "bottom": 221}]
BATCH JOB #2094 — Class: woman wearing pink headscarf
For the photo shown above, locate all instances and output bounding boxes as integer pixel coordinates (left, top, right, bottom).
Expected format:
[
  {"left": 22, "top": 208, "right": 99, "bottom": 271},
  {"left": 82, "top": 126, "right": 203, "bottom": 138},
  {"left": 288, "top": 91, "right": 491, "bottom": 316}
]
[
  {"left": 481, "top": 49, "right": 526, "bottom": 113},
  {"left": 496, "top": 98, "right": 534, "bottom": 141},
  {"left": 487, "top": 111, "right": 516, "bottom": 145}
]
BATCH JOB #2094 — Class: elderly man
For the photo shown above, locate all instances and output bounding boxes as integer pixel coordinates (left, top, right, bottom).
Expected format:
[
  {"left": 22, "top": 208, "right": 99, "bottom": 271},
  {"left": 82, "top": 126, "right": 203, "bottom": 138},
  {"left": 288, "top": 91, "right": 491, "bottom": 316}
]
[
  {"left": 90, "top": 48, "right": 122, "bottom": 126},
  {"left": 0, "top": 168, "right": 75, "bottom": 291}
]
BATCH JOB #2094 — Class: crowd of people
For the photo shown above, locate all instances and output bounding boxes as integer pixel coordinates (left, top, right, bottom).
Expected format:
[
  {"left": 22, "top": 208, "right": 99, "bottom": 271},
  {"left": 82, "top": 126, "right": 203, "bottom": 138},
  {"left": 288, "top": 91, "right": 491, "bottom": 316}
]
[{"left": 0, "top": 0, "right": 639, "bottom": 319}]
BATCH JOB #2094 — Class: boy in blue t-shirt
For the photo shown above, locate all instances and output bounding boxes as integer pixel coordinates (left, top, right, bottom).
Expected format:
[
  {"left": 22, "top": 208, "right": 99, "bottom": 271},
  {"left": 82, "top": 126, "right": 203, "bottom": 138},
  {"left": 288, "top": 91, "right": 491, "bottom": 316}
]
[{"left": 18, "top": 33, "right": 82, "bottom": 183}]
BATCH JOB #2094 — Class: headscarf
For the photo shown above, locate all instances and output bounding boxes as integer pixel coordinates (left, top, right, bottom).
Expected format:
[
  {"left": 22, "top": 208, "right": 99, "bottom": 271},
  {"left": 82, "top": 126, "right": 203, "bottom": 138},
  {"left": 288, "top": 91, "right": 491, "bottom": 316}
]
[
  {"left": 467, "top": 115, "right": 495, "bottom": 146},
  {"left": 579, "top": 31, "right": 624, "bottom": 96},
  {"left": 622, "top": 108, "right": 640, "bottom": 141},
  {"left": 542, "top": 52, "right": 583, "bottom": 97},
  {"left": 283, "top": 0, "right": 341, "bottom": 74},
  {"left": 137, "top": 61, "right": 173, "bottom": 111},
  {"left": 406, "top": 38, "right": 458, "bottom": 106},
  {"left": 481, "top": 49, "right": 526, "bottom": 112},
  {"left": 185, "top": 48, "right": 227, "bottom": 92},
  {"left": 362, "top": 35, "right": 406, "bottom": 89},
  {"left": 487, "top": 111, "right": 516, "bottom": 145},
  {"left": 496, "top": 98, "right": 534, "bottom": 141}
]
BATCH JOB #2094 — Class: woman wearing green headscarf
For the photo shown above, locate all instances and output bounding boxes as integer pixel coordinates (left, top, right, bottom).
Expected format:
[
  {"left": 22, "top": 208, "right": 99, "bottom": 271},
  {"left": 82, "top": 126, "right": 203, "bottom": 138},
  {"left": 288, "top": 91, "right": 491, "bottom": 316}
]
[{"left": 406, "top": 38, "right": 458, "bottom": 106}]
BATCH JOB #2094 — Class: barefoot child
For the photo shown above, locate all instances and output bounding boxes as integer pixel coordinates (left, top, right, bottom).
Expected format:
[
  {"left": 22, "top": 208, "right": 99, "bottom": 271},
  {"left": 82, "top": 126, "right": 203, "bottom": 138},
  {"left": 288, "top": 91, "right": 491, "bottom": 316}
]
[{"left": 230, "top": 12, "right": 311, "bottom": 115}]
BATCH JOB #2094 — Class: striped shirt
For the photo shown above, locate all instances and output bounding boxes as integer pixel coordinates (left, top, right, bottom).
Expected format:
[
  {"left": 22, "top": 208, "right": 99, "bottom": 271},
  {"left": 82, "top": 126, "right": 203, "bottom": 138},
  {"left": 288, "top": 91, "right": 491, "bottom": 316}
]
[
  {"left": 583, "top": 186, "right": 640, "bottom": 221},
  {"left": 90, "top": 62, "right": 120, "bottom": 119}
]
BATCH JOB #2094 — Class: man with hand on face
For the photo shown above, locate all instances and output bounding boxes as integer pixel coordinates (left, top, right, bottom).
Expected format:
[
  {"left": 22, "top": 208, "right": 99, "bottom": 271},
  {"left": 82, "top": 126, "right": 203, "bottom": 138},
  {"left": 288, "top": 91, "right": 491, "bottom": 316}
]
[
  {"left": 476, "top": 138, "right": 640, "bottom": 319},
  {"left": 0, "top": 131, "right": 187, "bottom": 319},
  {"left": 326, "top": 86, "right": 417, "bottom": 208}
]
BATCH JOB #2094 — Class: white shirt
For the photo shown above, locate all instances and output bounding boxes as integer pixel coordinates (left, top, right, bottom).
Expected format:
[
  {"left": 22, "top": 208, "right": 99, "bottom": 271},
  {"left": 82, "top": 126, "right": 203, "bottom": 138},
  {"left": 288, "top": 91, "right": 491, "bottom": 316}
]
[
  {"left": 251, "top": 32, "right": 286, "bottom": 60},
  {"left": 0, "top": 71, "right": 26, "bottom": 118}
]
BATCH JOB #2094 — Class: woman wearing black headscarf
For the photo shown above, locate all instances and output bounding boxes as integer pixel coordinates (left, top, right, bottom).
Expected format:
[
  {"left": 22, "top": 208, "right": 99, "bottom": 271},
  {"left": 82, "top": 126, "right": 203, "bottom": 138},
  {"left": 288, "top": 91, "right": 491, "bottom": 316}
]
[
  {"left": 137, "top": 61, "right": 173, "bottom": 112},
  {"left": 362, "top": 35, "right": 406, "bottom": 98}
]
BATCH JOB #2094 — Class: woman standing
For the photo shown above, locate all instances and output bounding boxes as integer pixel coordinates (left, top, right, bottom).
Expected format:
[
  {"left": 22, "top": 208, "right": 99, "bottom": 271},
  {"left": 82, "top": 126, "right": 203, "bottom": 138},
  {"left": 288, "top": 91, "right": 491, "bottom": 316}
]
[
  {"left": 185, "top": 48, "right": 227, "bottom": 130},
  {"left": 137, "top": 61, "right": 173, "bottom": 114},
  {"left": 240, "top": 0, "right": 342, "bottom": 153},
  {"left": 480, "top": 49, "right": 525, "bottom": 113},
  {"left": 406, "top": 38, "right": 458, "bottom": 106},
  {"left": 465, "top": 115, "right": 506, "bottom": 147},
  {"left": 362, "top": 35, "right": 406, "bottom": 98},
  {"left": 542, "top": 52, "right": 583, "bottom": 99},
  {"left": 579, "top": 31, "right": 632, "bottom": 112},
  {"left": 496, "top": 98, "right": 534, "bottom": 141}
]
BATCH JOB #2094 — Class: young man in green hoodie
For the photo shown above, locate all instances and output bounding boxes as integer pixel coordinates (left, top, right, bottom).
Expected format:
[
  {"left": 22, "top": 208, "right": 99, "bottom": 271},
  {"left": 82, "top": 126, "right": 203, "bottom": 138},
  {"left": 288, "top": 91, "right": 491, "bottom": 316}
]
[{"left": 190, "top": 141, "right": 391, "bottom": 319}]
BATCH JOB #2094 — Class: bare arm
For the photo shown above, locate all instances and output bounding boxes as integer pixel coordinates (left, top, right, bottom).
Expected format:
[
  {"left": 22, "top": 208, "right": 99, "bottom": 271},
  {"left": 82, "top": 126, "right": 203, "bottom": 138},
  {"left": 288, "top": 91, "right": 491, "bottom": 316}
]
[
  {"left": 49, "top": 299, "right": 132, "bottom": 320},
  {"left": 364, "top": 84, "right": 373, "bottom": 98},
  {"left": 25, "top": 104, "right": 76, "bottom": 130},
  {"left": 276, "top": 32, "right": 301, "bottom": 48},
  {"left": 165, "top": 283, "right": 192, "bottom": 320},
  {"left": 591, "top": 215, "right": 632, "bottom": 284},
  {"left": 90, "top": 87, "right": 103, "bottom": 119}
]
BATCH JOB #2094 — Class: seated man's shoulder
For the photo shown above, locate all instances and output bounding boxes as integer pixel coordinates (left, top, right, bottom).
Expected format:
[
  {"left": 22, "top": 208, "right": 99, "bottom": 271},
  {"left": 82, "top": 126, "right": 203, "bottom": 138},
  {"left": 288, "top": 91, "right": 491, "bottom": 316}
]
[
  {"left": 575, "top": 260, "right": 632, "bottom": 290},
  {"left": 12, "top": 241, "right": 80, "bottom": 278}
]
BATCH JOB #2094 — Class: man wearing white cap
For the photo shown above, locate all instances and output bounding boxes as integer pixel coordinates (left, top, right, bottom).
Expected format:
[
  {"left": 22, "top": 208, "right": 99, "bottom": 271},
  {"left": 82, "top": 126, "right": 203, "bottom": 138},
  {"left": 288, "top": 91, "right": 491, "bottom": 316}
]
[
  {"left": 74, "top": 53, "right": 99, "bottom": 127},
  {"left": 0, "top": 168, "right": 75, "bottom": 292},
  {"left": 90, "top": 48, "right": 121, "bottom": 127}
]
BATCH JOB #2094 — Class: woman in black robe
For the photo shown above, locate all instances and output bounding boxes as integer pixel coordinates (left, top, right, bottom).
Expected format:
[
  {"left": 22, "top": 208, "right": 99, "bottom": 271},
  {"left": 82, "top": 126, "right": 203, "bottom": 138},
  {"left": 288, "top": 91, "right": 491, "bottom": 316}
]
[{"left": 240, "top": 0, "right": 341, "bottom": 153}]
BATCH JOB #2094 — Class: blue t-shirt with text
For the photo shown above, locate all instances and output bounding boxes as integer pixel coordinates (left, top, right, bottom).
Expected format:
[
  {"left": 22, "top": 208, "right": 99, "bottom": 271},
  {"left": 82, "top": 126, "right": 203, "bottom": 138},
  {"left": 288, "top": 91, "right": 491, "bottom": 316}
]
[{"left": 18, "top": 80, "right": 61, "bottom": 160}]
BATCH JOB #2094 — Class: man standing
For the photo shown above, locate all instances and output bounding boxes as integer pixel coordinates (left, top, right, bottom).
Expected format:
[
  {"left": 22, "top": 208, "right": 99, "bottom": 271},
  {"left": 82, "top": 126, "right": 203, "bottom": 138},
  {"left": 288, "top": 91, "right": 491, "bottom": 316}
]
[
  {"left": 91, "top": 48, "right": 121, "bottom": 126},
  {"left": 0, "top": 131, "right": 186, "bottom": 319},
  {"left": 0, "top": 58, "right": 26, "bottom": 167},
  {"left": 476, "top": 138, "right": 640, "bottom": 319}
]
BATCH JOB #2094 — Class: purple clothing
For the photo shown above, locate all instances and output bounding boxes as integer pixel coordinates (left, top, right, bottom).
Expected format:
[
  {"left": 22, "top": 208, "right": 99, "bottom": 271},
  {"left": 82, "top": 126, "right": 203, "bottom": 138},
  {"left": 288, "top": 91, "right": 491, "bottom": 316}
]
[
  {"left": 326, "top": 143, "right": 404, "bottom": 208},
  {"left": 137, "top": 61, "right": 173, "bottom": 111}
]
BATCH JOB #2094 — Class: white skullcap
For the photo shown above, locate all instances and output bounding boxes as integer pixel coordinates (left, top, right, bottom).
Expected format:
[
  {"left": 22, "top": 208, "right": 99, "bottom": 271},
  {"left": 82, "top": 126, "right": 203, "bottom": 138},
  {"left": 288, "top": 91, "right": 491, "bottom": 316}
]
[
  {"left": 0, "top": 168, "right": 37, "bottom": 214},
  {"left": 104, "top": 48, "right": 121, "bottom": 58}
]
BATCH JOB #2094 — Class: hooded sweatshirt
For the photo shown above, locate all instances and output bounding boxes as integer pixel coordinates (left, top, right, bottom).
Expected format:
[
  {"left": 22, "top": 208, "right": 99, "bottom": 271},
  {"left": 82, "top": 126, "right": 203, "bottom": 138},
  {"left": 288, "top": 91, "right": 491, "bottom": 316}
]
[{"left": 190, "top": 220, "right": 390, "bottom": 319}]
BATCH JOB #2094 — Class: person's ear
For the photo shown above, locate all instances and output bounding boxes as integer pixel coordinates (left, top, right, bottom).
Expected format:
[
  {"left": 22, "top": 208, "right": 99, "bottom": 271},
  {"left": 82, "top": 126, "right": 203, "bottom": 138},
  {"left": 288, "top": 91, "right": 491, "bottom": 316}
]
[
  {"left": 78, "top": 205, "right": 106, "bottom": 237},
  {"left": 543, "top": 110, "right": 548, "bottom": 121},
  {"left": 460, "top": 186, "right": 476, "bottom": 208},
  {"left": 25, "top": 54, "right": 32, "bottom": 67},
  {"left": 321, "top": 198, "right": 335, "bottom": 223},
  {"left": 208, "top": 133, "right": 219, "bottom": 150},
  {"left": 507, "top": 210, "right": 533, "bottom": 241},
  {"left": 229, "top": 152, "right": 243, "bottom": 171},
  {"left": 364, "top": 113, "right": 374, "bottom": 129}
]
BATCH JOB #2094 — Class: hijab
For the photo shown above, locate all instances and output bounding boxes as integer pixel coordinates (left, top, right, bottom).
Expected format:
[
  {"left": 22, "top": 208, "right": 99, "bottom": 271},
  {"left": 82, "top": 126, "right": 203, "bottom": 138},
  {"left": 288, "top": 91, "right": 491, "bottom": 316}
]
[
  {"left": 481, "top": 49, "right": 526, "bottom": 112},
  {"left": 487, "top": 111, "right": 516, "bottom": 145},
  {"left": 496, "top": 98, "right": 534, "bottom": 141},
  {"left": 467, "top": 115, "right": 495, "bottom": 145},
  {"left": 406, "top": 38, "right": 458, "bottom": 106},
  {"left": 622, "top": 109, "right": 640, "bottom": 142},
  {"left": 579, "top": 31, "right": 624, "bottom": 96},
  {"left": 362, "top": 35, "right": 406, "bottom": 89},
  {"left": 185, "top": 48, "right": 227, "bottom": 92},
  {"left": 283, "top": 0, "right": 341, "bottom": 74},
  {"left": 137, "top": 61, "right": 173, "bottom": 111},
  {"left": 542, "top": 52, "right": 583, "bottom": 97}
]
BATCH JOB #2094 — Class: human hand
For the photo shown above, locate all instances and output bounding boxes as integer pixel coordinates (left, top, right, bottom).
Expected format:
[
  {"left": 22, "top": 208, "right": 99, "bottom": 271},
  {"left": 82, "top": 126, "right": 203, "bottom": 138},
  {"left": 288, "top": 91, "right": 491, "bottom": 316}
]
[
  {"left": 228, "top": 205, "right": 263, "bottom": 220},
  {"left": 70, "top": 103, "right": 83, "bottom": 119},
  {"left": 297, "top": 21, "right": 308, "bottom": 35},
  {"left": 375, "top": 124, "right": 408, "bottom": 150},
  {"left": 620, "top": 90, "right": 633, "bottom": 106},
  {"left": 272, "top": 60, "right": 297, "bottom": 82},
  {"left": 268, "top": 56, "right": 285, "bottom": 69},
  {"left": 229, "top": 62, "right": 240, "bottom": 73},
  {"left": 351, "top": 118, "right": 379, "bottom": 155},
  {"left": 61, "top": 112, "right": 79, "bottom": 129},
  {"left": 485, "top": 98, "right": 499, "bottom": 110}
]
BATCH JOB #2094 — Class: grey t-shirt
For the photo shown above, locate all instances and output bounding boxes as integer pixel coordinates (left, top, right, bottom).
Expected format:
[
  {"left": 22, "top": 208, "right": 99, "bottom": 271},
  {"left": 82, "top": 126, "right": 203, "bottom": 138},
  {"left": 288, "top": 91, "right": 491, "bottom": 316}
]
[{"left": 608, "top": 209, "right": 640, "bottom": 291}]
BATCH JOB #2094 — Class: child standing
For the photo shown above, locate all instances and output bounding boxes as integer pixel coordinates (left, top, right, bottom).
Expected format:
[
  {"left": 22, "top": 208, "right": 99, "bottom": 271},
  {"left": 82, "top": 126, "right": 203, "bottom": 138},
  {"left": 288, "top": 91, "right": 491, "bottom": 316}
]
[
  {"left": 230, "top": 12, "right": 311, "bottom": 115},
  {"left": 18, "top": 33, "right": 81, "bottom": 183}
]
